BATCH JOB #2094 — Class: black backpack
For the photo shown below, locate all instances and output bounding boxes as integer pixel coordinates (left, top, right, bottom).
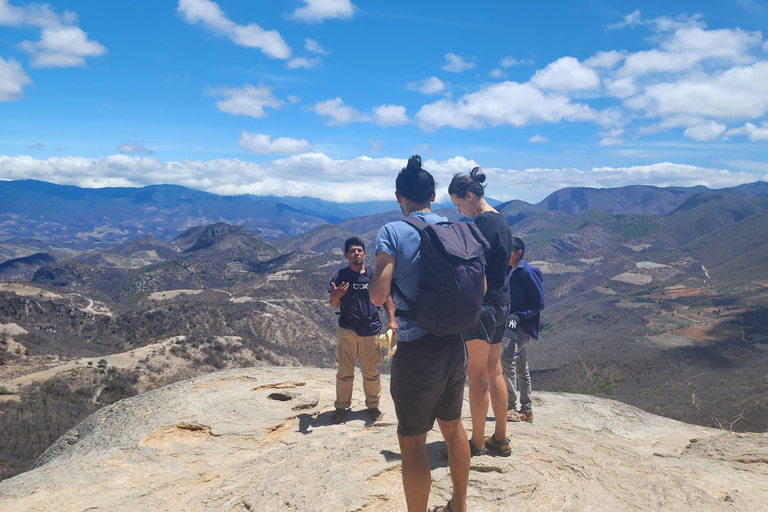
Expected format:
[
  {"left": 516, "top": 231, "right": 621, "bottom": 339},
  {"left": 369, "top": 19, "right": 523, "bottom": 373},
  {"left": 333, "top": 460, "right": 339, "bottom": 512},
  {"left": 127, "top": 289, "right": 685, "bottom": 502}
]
[{"left": 392, "top": 217, "right": 489, "bottom": 336}]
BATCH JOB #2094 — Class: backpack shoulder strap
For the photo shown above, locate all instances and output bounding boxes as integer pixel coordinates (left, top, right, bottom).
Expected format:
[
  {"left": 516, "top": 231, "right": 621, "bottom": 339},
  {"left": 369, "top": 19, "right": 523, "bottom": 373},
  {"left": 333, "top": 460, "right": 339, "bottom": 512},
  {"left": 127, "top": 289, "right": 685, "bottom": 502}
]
[
  {"left": 391, "top": 281, "right": 416, "bottom": 319},
  {"left": 389, "top": 218, "right": 423, "bottom": 319}
]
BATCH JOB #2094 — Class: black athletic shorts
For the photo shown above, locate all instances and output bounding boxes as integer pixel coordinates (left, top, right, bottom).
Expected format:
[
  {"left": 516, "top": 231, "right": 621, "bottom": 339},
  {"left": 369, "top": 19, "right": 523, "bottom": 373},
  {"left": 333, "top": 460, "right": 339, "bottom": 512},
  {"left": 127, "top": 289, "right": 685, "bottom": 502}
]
[
  {"left": 389, "top": 333, "right": 467, "bottom": 437},
  {"left": 461, "top": 304, "right": 507, "bottom": 345}
]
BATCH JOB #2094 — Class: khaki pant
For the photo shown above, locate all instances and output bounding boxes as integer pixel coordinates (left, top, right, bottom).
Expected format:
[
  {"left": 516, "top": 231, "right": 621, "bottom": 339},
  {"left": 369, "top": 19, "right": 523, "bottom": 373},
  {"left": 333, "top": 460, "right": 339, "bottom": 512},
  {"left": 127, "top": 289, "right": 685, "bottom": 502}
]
[{"left": 335, "top": 327, "right": 382, "bottom": 410}]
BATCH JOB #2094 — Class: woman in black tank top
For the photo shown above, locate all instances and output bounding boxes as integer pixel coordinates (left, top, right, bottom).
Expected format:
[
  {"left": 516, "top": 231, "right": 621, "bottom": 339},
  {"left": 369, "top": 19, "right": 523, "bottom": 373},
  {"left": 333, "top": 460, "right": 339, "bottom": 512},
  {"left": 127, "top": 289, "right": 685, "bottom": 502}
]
[{"left": 448, "top": 167, "right": 513, "bottom": 457}]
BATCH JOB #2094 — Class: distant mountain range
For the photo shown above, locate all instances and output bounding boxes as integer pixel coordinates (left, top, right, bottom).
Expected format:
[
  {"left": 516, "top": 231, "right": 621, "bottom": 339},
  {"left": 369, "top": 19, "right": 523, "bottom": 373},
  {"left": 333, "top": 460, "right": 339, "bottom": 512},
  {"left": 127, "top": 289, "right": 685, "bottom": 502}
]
[
  {"left": 1, "top": 179, "right": 768, "bottom": 263},
  {"left": 534, "top": 182, "right": 768, "bottom": 215}
]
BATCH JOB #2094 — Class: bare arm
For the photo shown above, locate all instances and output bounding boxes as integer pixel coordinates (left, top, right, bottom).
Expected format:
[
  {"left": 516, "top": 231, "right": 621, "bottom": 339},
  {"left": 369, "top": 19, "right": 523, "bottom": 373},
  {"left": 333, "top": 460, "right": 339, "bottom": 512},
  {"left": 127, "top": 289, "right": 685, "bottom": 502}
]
[
  {"left": 369, "top": 251, "right": 395, "bottom": 307},
  {"left": 383, "top": 296, "right": 397, "bottom": 331}
]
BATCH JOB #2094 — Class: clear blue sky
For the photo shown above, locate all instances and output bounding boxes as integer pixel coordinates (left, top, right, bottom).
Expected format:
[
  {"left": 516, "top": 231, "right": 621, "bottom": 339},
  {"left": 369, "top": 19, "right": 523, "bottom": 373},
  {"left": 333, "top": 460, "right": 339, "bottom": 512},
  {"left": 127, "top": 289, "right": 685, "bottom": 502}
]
[{"left": 1, "top": 0, "right": 767, "bottom": 203}]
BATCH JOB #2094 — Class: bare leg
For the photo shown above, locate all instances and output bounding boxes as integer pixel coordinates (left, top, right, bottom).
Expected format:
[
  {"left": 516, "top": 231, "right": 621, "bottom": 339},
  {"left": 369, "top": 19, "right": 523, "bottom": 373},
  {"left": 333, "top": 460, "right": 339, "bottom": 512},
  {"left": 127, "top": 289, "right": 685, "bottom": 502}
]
[
  {"left": 398, "top": 432, "right": 430, "bottom": 512},
  {"left": 487, "top": 343, "right": 508, "bottom": 441},
  {"left": 465, "top": 338, "right": 490, "bottom": 450},
  {"left": 437, "top": 417, "right": 469, "bottom": 512}
]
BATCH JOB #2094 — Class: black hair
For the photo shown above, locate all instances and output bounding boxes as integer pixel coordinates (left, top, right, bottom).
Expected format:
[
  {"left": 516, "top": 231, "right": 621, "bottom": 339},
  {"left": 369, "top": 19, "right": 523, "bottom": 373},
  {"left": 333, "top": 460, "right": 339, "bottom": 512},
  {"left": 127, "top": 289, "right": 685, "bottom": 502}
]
[
  {"left": 344, "top": 236, "right": 365, "bottom": 253},
  {"left": 395, "top": 155, "right": 435, "bottom": 204},
  {"left": 510, "top": 236, "right": 525, "bottom": 257},
  {"left": 448, "top": 167, "right": 486, "bottom": 199}
]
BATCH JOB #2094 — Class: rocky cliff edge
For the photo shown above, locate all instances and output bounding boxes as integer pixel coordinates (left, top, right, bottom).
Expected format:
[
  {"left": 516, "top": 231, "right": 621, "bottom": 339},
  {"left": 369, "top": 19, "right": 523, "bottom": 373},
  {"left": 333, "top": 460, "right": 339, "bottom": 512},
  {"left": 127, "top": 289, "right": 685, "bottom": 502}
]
[{"left": 1, "top": 367, "right": 767, "bottom": 512}]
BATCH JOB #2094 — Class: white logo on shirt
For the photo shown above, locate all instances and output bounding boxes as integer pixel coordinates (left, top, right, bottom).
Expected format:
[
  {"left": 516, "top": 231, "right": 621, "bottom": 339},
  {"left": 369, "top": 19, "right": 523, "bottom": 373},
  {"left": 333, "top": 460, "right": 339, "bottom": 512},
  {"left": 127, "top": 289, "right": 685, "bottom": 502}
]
[{"left": 352, "top": 283, "right": 369, "bottom": 290}]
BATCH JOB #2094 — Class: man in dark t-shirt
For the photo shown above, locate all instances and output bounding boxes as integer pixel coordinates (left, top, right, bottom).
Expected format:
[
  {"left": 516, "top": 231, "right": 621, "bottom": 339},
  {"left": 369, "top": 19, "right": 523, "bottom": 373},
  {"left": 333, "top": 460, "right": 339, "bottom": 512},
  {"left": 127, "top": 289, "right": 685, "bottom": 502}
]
[{"left": 328, "top": 237, "right": 395, "bottom": 424}]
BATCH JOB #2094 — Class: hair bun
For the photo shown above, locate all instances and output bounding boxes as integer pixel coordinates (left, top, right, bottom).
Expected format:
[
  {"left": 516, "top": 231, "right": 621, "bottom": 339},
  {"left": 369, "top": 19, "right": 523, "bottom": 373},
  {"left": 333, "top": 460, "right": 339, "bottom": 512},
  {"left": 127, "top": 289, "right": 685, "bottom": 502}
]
[
  {"left": 405, "top": 155, "right": 422, "bottom": 174},
  {"left": 469, "top": 166, "right": 486, "bottom": 184}
]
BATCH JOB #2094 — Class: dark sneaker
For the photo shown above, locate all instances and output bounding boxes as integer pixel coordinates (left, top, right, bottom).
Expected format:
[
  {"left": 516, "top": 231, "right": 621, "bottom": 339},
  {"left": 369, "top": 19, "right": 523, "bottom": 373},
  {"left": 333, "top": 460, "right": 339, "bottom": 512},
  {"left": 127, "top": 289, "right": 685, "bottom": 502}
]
[{"left": 329, "top": 408, "right": 346, "bottom": 424}]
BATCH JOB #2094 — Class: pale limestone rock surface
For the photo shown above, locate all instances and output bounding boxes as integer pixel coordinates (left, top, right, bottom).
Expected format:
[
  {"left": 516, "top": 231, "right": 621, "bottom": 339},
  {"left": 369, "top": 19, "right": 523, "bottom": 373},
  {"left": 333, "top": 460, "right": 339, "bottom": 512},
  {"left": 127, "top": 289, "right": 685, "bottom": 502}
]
[{"left": 1, "top": 367, "right": 767, "bottom": 512}]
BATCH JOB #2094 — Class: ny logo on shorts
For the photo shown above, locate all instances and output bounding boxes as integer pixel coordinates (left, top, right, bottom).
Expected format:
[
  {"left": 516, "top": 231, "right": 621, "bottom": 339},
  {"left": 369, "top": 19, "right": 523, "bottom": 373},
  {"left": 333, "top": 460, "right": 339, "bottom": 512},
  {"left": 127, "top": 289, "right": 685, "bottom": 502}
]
[{"left": 507, "top": 318, "right": 517, "bottom": 330}]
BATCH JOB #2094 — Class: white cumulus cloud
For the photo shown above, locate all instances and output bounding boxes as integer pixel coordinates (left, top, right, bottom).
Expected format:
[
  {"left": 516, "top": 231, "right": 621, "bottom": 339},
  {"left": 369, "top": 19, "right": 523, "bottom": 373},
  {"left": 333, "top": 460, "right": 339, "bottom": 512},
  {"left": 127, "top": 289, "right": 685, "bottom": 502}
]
[
  {"left": 683, "top": 120, "right": 727, "bottom": 141},
  {"left": 725, "top": 121, "right": 768, "bottom": 141},
  {"left": 416, "top": 81, "right": 597, "bottom": 131},
  {"left": 0, "top": 56, "right": 32, "bottom": 100},
  {"left": 603, "top": 77, "right": 636, "bottom": 99},
  {"left": 529, "top": 135, "right": 549, "bottom": 143},
  {"left": 207, "top": 84, "right": 285, "bottom": 118},
  {"left": 584, "top": 50, "right": 626, "bottom": 69},
  {"left": 373, "top": 104, "right": 409, "bottom": 127},
  {"left": 177, "top": 0, "right": 290, "bottom": 59},
  {"left": 531, "top": 57, "right": 601, "bottom": 91},
  {"left": 626, "top": 61, "right": 768, "bottom": 120},
  {"left": 598, "top": 128, "right": 624, "bottom": 146},
  {"left": 311, "top": 97, "right": 371, "bottom": 125},
  {"left": 1, "top": 0, "right": 106, "bottom": 68},
  {"left": 618, "top": 26, "right": 761, "bottom": 77},
  {"left": 0, "top": 154, "right": 272, "bottom": 191},
  {"left": 17, "top": 26, "right": 107, "bottom": 68},
  {"left": 238, "top": 131, "right": 312, "bottom": 154},
  {"left": 407, "top": 76, "right": 446, "bottom": 95},
  {"left": 291, "top": 0, "right": 356, "bottom": 23},
  {"left": 1, "top": 155, "right": 763, "bottom": 204},
  {"left": 442, "top": 53, "right": 475, "bottom": 73}
]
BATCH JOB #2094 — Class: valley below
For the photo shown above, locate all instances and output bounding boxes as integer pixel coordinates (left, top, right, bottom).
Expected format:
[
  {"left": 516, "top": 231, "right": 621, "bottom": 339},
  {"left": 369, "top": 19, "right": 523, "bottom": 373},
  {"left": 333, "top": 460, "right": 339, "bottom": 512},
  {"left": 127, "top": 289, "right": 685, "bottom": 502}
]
[{"left": 1, "top": 180, "right": 768, "bottom": 481}]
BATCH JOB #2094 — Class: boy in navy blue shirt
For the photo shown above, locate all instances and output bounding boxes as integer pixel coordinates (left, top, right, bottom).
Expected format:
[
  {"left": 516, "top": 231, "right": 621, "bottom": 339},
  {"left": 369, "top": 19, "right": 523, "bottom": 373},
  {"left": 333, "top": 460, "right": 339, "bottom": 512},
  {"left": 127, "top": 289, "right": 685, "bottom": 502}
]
[
  {"left": 502, "top": 236, "right": 544, "bottom": 423},
  {"left": 328, "top": 237, "right": 395, "bottom": 424}
]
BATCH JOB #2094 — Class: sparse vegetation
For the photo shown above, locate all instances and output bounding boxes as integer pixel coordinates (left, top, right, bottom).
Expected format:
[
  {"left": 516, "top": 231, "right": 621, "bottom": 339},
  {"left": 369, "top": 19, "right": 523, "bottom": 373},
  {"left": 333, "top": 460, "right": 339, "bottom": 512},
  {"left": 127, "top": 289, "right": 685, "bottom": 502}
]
[{"left": 2, "top": 186, "right": 768, "bottom": 483}]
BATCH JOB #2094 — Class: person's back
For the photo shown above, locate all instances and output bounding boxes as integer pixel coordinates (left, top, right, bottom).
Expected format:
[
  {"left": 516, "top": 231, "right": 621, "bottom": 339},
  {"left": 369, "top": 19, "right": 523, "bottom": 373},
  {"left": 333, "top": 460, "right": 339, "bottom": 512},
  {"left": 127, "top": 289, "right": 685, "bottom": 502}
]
[
  {"left": 369, "top": 155, "right": 470, "bottom": 512},
  {"left": 375, "top": 210, "right": 448, "bottom": 341}
]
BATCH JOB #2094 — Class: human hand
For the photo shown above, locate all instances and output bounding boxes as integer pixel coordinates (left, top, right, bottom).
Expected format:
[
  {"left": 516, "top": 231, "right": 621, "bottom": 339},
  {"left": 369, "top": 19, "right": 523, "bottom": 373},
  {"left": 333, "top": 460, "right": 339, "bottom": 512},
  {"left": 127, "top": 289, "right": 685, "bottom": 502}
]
[
  {"left": 388, "top": 319, "right": 398, "bottom": 332},
  {"left": 330, "top": 281, "right": 349, "bottom": 300}
]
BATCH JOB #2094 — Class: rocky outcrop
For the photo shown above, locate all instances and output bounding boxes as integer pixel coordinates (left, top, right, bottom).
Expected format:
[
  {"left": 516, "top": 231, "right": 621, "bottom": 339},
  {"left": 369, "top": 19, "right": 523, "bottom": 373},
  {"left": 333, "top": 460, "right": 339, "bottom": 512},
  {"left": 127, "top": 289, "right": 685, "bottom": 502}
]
[{"left": 1, "top": 367, "right": 767, "bottom": 511}]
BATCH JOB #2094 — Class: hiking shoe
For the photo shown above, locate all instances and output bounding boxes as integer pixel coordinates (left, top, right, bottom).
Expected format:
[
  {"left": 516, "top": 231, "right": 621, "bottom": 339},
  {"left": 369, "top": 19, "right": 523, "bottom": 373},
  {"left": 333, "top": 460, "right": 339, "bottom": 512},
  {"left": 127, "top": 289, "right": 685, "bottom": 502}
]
[
  {"left": 507, "top": 409, "right": 522, "bottom": 422},
  {"left": 518, "top": 411, "right": 533, "bottom": 422},
  {"left": 484, "top": 434, "right": 511, "bottom": 457},
  {"left": 329, "top": 408, "right": 346, "bottom": 424}
]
